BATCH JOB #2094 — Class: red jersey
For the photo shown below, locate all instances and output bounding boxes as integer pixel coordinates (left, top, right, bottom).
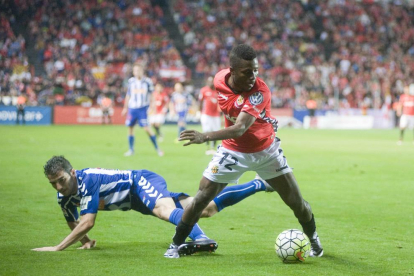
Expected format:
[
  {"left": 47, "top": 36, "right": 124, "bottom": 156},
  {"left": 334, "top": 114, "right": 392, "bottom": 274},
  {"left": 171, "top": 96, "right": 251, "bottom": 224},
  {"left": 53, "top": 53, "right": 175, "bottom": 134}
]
[
  {"left": 214, "top": 69, "right": 277, "bottom": 153},
  {"left": 400, "top": 94, "right": 414, "bottom": 116},
  {"left": 101, "top": 97, "right": 112, "bottom": 108},
  {"left": 153, "top": 92, "right": 169, "bottom": 114},
  {"left": 199, "top": 86, "right": 220, "bottom": 117}
]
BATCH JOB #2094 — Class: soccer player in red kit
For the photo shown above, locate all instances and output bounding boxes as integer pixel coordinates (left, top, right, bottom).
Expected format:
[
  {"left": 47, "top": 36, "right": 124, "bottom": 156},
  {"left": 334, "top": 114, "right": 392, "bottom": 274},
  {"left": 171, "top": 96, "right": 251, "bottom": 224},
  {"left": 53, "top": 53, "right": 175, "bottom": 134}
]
[
  {"left": 199, "top": 76, "right": 221, "bottom": 155},
  {"left": 397, "top": 84, "right": 414, "bottom": 145},
  {"left": 149, "top": 83, "right": 169, "bottom": 142},
  {"left": 165, "top": 44, "right": 323, "bottom": 258}
]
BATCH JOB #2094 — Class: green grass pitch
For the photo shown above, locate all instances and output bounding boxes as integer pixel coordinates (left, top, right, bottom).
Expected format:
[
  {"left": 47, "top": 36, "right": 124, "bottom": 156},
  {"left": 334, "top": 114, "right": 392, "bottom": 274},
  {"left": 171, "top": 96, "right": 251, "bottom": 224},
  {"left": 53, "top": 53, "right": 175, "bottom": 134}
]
[{"left": 0, "top": 125, "right": 413, "bottom": 275}]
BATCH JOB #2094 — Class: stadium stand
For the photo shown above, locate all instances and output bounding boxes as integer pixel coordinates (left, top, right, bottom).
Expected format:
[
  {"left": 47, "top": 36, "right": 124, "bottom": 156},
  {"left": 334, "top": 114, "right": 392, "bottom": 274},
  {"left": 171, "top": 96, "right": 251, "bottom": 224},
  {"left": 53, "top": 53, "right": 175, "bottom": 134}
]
[
  {"left": 1, "top": 0, "right": 413, "bottom": 115},
  {"left": 172, "top": 0, "right": 414, "bottom": 110}
]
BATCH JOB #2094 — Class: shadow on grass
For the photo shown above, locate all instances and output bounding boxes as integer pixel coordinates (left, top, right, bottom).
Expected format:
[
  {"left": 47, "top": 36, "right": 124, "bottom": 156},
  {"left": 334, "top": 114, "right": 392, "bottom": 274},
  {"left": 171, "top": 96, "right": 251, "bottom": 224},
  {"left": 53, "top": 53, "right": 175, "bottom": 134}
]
[{"left": 321, "top": 253, "right": 400, "bottom": 275}]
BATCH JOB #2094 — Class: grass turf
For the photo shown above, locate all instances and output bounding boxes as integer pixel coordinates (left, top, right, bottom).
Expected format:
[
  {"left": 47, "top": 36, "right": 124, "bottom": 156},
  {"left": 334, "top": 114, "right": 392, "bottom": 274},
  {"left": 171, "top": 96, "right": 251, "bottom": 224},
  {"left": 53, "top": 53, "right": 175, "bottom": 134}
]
[{"left": 0, "top": 125, "right": 413, "bottom": 276}]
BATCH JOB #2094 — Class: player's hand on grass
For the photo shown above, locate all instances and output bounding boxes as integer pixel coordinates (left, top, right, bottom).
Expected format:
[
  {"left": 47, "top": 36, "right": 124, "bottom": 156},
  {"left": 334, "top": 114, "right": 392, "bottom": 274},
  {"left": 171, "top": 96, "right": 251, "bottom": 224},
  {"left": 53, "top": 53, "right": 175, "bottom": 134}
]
[
  {"left": 179, "top": 130, "right": 206, "bottom": 146},
  {"left": 32, "top": 246, "right": 60, "bottom": 252},
  {"left": 78, "top": 239, "right": 96, "bottom": 249}
]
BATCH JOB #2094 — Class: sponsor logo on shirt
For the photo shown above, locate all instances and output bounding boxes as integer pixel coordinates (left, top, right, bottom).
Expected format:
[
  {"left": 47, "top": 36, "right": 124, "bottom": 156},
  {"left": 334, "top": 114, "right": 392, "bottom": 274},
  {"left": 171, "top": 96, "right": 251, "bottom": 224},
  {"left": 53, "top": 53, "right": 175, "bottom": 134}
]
[
  {"left": 235, "top": 95, "right": 244, "bottom": 108},
  {"left": 249, "top": 92, "right": 263, "bottom": 106},
  {"left": 225, "top": 114, "right": 237, "bottom": 123},
  {"left": 80, "top": 196, "right": 92, "bottom": 211},
  {"left": 211, "top": 165, "right": 219, "bottom": 174}
]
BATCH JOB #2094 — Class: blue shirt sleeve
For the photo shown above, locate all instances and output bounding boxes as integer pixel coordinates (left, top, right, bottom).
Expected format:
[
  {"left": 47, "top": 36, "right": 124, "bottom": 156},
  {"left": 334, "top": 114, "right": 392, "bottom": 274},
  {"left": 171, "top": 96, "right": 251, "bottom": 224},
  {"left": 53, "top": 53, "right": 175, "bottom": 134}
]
[
  {"left": 127, "top": 78, "right": 132, "bottom": 97},
  {"left": 58, "top": 194, "right": 79, "bottom": 222},
  {"left": 78, "top": 173, "right": 100, "bottom": 216}
]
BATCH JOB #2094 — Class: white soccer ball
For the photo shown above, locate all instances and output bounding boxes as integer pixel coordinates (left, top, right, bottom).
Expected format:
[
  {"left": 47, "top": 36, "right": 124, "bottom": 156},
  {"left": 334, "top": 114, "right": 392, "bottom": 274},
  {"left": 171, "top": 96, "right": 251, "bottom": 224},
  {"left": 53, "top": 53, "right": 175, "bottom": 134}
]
[{"left": 275, "top": 229, "right": 311, "bottom": 263}]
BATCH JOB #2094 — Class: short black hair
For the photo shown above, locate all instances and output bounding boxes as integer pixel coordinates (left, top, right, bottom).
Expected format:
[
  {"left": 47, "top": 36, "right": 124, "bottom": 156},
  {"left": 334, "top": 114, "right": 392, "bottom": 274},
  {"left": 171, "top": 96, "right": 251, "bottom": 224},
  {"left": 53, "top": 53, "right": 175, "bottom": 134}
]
[
  {"left": 44, "top": 156, "right": 73, "bottom": 176},
  {"left": 229, "top": 44, "right": 257, "bottom": 68}
]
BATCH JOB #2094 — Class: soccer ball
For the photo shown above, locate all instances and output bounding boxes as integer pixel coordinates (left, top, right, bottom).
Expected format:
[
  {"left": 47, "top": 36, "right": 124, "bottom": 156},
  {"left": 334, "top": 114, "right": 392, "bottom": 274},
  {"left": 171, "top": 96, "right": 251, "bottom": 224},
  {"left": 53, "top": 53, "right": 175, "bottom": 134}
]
[{"left": 275, "top": 229, "right": 311, "bottom": 263}]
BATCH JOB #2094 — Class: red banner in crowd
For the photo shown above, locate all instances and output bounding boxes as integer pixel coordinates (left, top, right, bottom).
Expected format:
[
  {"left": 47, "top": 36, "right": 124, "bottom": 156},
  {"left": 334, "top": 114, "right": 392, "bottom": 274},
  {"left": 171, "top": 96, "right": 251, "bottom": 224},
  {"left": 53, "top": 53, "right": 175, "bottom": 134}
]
[
  {"left": 271, "top": 108, "right": 293, "bottom": 117},
  {"left": 54, "top": 106, "right": 125, "bottom": 125}
]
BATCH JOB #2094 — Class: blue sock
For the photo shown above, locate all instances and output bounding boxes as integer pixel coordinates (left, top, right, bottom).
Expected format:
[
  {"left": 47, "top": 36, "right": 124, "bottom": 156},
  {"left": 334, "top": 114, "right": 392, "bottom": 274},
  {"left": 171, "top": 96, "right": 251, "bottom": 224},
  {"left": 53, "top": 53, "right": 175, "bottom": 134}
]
[
  {"left": 178, "top": 126, "right": 186, "bottom": 136},
  {"left": 128, "top": 135, "right": 134, "bottom": 151},
  {"left": 168, "top": 208, "right": 208, "bottom": 241},
  {"left": 149, "top": 135, "right": 159, "bottom": 150},
  {"left": 213, "top": 179, "right": 266, "bottom": 212}
]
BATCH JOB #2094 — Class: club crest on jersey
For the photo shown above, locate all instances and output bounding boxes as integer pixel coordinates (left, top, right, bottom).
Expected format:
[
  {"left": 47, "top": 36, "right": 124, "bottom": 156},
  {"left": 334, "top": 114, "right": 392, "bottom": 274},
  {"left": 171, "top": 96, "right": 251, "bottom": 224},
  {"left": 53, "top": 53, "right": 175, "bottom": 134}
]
[
  {"left": 211, "top": 165, "right": 219, "bottom": 174},
  {"left": 249, "top": 92, "right": 263, "bottom": 106},
  {"left": 234, "top": 95, "right": 244, "bottom": 108}
]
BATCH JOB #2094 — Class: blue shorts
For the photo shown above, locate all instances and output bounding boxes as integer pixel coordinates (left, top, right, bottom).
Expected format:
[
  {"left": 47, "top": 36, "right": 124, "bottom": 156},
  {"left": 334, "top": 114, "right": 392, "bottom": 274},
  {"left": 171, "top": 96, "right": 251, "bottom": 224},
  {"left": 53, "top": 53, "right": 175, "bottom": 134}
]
[
  {"left": 125, "top": 106, "right": 149, "bottom": 127},
  {"left": 130, "top": 170, "right": 188, "bottom": 215},
  {"left": 177, "top": 110, "right": 187, "bottom": 124}
]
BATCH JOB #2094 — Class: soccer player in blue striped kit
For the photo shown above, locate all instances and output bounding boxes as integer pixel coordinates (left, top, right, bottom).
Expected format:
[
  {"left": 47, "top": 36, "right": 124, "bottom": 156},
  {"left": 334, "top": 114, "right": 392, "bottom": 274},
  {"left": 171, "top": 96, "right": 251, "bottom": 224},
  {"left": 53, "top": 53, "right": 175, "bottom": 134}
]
[
  {"left": 121, "top": 63, "right": 163, "bottom": 157},
  {"left": 32, "top": 156, "right": 274, "bottom": 254}
]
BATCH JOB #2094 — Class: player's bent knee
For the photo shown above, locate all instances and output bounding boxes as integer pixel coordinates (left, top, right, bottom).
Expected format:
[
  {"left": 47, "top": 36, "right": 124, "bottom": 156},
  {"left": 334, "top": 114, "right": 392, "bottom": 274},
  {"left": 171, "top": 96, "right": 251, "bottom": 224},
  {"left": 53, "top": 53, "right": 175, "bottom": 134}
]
[
  {"left": 152, "top": 198, "right": 176, "bottom": 221},
  {"left": 200, "top": 202, "right": 218, "bottom": 218}
]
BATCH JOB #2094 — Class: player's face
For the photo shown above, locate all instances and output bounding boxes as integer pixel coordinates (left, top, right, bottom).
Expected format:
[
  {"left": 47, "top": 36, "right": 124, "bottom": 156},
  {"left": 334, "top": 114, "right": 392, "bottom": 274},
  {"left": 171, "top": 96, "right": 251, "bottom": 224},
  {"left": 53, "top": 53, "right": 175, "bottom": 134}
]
[
  {"left": 206, "top": 76, "right": 214, "bottom": 88},
  {"left": 230, "top": 58, "right": 259, "bottom": 92},
  {"left": 155, "top": 83, "right": 163, "bottom": 93},
  {"left": 47, "top": 169, "right": 77, "bottom": 196},
  {"left": 174, "top": 83, "right": 183, "bottom": 93},
  {"left": 133, "top": 66, "right": 144, "bottom": 78}
]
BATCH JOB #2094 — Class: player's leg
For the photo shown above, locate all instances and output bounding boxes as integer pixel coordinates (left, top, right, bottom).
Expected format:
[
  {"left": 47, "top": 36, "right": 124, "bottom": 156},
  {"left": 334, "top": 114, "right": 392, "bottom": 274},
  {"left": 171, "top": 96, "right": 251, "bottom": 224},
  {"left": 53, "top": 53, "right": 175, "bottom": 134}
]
[
  {"left": 399, "top": 128, "right": 405, "bottom": 144},
  {"left": 172, "top": 177, "right": 226, "bottom": 246},
  {"left": 200, "top": 114, "right": 211, "bottom": 154},
  {"left": 133, "top": 171, "right": 216, "bottom": 258},
  {"left": 125, "top": 109, "right": 137, "bottom": 156},
  {"left": 256, "top": 138, "right": 323, "bottom": 257},
  {"left": 398, "top": 115, "right": 407, "bottom": 144},
  {"left": 166, "top": 145, "right": 248, "bottom": 257},
  {"left": 153, "top": 123, "right": 160, "bottom": 137},
  {"left": 266, "top": 173, "right": 323, "bottom": 257},
  {"left": 409, "top": 117, "right": 414, "bottom": 144},
  {"left": 177, "top": 111, "right": 187, "bottom": 137},
  {"left": 210, "top": 178, "right": 270, "bottom": 214},
  {"left": 152, "top": 197, "right": 208, "bottom": 241},
  {"left": 125, "top": 125, "right": 135, "bottom": 156},
  {"left": 139, "top": 107, "right": 163, "bottom": 156},
  {"left": 177, "top": 178, "right": 270, "bottom": 218},
  {"left": 131, "top": 171, "right": 216, "bottom": 258}
]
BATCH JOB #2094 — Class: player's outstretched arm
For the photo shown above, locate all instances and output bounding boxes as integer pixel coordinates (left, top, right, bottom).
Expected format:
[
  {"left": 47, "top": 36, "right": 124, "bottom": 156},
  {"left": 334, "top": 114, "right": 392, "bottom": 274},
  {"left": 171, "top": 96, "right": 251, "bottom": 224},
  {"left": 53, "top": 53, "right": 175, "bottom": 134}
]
[
  {"left": 32, "top": 213, "right": 97, "bottom": 251},
  {"left": 179, "top": 111, "right": 256, "bottom": 146},
  {"left": 67, "top": 221, "right": 96, "bottom": 249},
  {"left": 121, "top": 95, "right": 130, "bottom": 116}
]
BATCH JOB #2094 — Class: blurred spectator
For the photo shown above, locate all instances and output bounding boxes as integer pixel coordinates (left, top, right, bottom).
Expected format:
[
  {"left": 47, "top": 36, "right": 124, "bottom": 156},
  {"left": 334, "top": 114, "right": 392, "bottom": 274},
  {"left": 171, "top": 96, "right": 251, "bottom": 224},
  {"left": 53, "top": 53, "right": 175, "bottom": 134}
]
[
  {"left": 172, "top": 0, "right": 414, "bottom": 111},
  {"left": 16, "top": 94, "right": 26, "bottom": 124}
]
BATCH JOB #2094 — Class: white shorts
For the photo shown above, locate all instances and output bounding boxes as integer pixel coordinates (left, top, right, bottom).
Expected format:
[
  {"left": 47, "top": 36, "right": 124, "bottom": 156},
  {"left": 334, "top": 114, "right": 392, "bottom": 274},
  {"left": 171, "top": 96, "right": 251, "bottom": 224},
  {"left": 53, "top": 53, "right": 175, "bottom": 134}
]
[
  {"left": 149, "top": 114, "right": 165, "bottom": 125},
  {"left": 400, "top": 114, "right": 414, "bottom": 129},
  {"left": 201, "top": 114, "right": 221, "bottom": 132},
  {"left": 203, "top": 138, "right": 292, "bottom": 184}
]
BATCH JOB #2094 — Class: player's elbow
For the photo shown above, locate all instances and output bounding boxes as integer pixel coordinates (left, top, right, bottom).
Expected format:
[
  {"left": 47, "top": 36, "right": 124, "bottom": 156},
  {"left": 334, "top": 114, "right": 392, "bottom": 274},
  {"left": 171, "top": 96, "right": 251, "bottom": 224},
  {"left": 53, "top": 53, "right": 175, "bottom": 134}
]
[
  {"left": 81, "top": 216, "right": 96, "bottom": 230},
  {"left": 233, "top": 124, "right": 248, "bottom": 138},
  {"left": 83, "top": 220, "right": 95, "bottom": 230}
]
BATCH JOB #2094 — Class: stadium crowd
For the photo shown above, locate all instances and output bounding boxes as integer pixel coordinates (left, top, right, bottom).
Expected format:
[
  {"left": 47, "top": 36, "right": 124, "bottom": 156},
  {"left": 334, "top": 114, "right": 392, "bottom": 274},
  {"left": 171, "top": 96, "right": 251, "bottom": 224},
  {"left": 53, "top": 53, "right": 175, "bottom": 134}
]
[
  {"left": 172, "top": 0, "right": 414, "bottom": 110},
  {"left": 0, "top": 2, "right": 33, "bottom": 106},
  {"left": 1, "top": 0, "right": 414, "bottom": 113}
]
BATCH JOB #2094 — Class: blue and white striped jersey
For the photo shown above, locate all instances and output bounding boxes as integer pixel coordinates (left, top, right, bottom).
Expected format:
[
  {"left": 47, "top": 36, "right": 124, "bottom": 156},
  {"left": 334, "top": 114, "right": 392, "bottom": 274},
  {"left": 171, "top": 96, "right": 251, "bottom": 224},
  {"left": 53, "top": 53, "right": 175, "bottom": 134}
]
[
  {"left": 126, "top": 77, "right": 154, "bottom": 109},
  {"left": 171, "top": 92, "right": 192, "bottom": 113},
  {"left": 58, "top": 168, "right": 135, "bottom": 222}
]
